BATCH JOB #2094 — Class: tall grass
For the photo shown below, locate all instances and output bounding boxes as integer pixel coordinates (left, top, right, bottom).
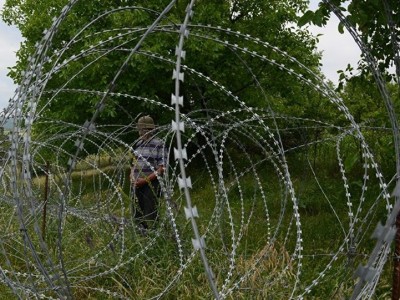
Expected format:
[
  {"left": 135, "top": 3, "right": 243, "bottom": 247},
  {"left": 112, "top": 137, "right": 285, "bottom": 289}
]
[{"left": 0, "top": 145, "right": 394, "bottom": 299}]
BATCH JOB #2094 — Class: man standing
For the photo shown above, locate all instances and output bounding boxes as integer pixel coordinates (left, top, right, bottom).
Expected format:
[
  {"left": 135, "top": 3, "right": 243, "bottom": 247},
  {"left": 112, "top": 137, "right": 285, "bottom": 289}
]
[{"left": 130, "top": 115, "right": 166, "bottom": 230}]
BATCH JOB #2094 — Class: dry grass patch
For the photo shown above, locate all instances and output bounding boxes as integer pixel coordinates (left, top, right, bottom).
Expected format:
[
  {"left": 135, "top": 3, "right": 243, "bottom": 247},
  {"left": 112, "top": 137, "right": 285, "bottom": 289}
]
[{"left": 232, "top": 242, "right": 294, "bottom": 298}]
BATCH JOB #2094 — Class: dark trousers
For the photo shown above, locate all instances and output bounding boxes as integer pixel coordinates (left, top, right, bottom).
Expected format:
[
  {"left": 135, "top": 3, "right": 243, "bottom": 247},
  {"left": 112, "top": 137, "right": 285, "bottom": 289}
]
[{"left": 133, "top": 180, "right": 160, "bottom": 229}]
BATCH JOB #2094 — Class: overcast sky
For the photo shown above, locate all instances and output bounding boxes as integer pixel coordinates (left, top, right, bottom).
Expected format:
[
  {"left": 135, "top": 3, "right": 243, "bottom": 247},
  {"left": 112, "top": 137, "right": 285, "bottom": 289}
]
[
  {"left": 0, "top": 0, "right": 22, "bottom": 110},
  {"left": 308, "top": 0, "right": 361, "bottom": 81},
  {"left": 0, "top": 0, "right": 361, "bottom": 110}
]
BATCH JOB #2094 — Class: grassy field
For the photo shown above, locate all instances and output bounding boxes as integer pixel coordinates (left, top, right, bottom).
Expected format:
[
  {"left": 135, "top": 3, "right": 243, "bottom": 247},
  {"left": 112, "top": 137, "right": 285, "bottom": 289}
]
[{"left": 0, "top": 147, "right": 394, "bottom": 299}]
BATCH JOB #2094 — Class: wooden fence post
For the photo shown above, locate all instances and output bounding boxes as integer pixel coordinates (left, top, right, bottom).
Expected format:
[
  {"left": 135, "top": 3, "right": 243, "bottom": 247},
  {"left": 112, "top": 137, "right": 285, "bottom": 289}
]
[{"left": 42, "top": 161, "right": 49, "bottom": 241}]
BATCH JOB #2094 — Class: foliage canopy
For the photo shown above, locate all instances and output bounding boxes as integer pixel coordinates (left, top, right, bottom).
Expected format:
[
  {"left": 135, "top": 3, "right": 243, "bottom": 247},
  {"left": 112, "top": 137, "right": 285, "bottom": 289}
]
[{"left": 2, "top": 0, "right": 321, "bottom": 132}]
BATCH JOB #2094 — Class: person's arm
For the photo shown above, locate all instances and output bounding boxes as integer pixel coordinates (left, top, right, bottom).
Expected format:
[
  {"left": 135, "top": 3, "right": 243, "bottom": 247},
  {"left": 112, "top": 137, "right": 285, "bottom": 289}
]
[{"left": 134, "top": 165, "right": 164, "bottom": 188}]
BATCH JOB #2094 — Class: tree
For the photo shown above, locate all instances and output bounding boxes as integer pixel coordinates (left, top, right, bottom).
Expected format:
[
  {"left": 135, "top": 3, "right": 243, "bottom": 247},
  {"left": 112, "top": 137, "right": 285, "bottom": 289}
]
[
  {"left": 1, "top": 0, "right": 321, "bottom": 124},
  {"left": 298, "top": 0, "right": 400, "bottom": 84},
  {"left": 299, "top": 1, "right": 400, "bottom": 298}
]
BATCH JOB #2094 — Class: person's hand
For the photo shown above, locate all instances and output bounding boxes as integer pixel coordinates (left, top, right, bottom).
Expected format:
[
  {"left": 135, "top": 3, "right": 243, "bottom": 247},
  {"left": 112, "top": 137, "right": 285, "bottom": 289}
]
[{"left": 134, "top": 177, "right": 148, "bottom": 188}]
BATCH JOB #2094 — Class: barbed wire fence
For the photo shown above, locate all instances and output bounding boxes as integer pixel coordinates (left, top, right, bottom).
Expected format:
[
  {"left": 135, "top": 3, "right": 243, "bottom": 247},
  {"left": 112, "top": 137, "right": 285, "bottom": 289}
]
[{"left": 0, "top": 0, "right": 398, "bottom": 298}]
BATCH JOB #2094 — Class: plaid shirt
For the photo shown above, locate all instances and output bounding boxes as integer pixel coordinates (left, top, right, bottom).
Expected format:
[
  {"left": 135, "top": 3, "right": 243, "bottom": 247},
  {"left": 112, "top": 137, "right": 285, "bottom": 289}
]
[{"left": 131, "top": 137, "right": 167, "bottom": 181}]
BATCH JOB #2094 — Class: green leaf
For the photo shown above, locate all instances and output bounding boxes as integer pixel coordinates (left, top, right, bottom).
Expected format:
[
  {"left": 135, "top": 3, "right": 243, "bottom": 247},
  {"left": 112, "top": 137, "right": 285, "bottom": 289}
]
[
  {"left": 297, "top": 10, "right": 314, "bottom": 27},
  {"left": 313, "top": 8, "right": 328, "bottom": 26},
  {"left": 338, "top": 22, "right": 345, "bottom": 34}
]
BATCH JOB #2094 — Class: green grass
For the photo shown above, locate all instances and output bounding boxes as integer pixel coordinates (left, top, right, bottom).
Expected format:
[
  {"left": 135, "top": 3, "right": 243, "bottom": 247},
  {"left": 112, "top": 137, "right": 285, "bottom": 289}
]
[{"left": 0, "top": 151, "right": 394, "bottom": 299}]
